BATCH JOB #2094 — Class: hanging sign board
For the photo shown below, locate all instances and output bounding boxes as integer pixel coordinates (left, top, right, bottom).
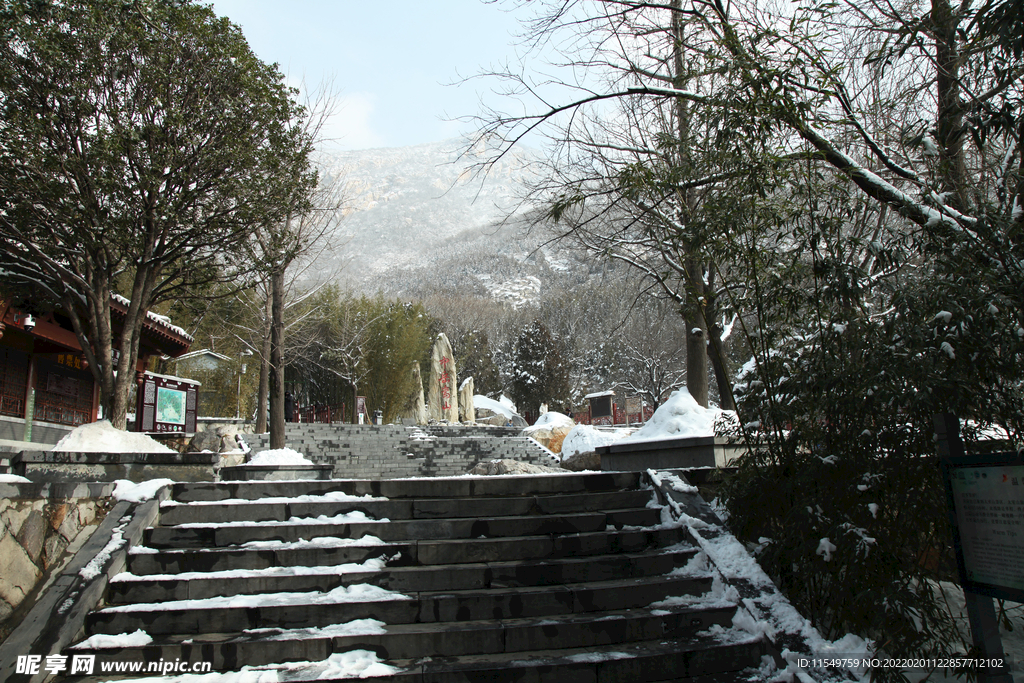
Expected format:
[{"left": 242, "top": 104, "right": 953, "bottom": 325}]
[
  {"left": 939, "top": 450, "right": 1024, "bottom": 603},
  {"left": 136, "top": 372, "right": 200, "bottom": 434}
]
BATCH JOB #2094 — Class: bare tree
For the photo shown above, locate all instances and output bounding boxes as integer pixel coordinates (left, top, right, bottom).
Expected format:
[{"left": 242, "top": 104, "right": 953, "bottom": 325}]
[{"left": 245, "top": 82, "right": 346, "bottom": 447}]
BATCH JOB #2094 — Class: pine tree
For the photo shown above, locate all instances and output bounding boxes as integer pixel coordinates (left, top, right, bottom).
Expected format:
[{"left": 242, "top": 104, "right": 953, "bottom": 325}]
[{"left": 510, "top": 320, "right": 571, "bottom": 415}]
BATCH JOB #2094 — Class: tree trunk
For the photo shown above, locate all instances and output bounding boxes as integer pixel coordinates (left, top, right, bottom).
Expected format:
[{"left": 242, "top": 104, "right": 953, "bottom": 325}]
[
  {"left": 704, "top": 271, "right": 736, "bottom": 411},
  {"left": 932, "top": 0, "right": 968, "bottom": 212},
  {"left": 269, "top": 265, "right": 286, "bottom": 449},
  {"left": 256, "top": 291, "right": 271, "bottom": 434}
]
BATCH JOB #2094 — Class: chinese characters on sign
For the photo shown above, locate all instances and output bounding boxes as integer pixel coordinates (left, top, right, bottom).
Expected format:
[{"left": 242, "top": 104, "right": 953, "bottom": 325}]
[
  {"left": 948, "top": 464, "right": 1024, "bottom": 595},
  {"left": 135, "top": 372, "right": 199, "bottom": 434},
  {"left": 17, "top": 654, "right": 96, "bottom": 675},
  {"left": 439, "top": 356, "right": 453, "bottom": 412}
]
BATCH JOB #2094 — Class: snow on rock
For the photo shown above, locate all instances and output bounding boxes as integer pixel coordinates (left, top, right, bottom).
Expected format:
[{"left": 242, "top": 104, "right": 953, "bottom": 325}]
[
  {"left": 112, "top": 479, "right": 174, "bottom": 503},
  {"left": 474, "top": 395, "right": 518, "bottom": 419},
  {"left": 52, "top": 420, "right": 176, "bottom": 453},
  {"left": 621, "top": 390, "right": 732, "bottom": 443},
  {"left": 247, "top": 448, "right": 313, "bottom": 466},
  {"left": 72, "top": 629, "right": 153, "bottom": 650},
  {"left": 560, "top": 425, "right": 630, "bottom": 458},
  {"left": 526, "top": 411, "right": 574, "bottom": 430}
]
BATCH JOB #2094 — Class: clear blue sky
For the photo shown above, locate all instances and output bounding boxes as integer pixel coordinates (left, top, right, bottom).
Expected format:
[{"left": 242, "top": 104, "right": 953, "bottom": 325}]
[{"left": 209, "top": 1, "right": 531, "bottom": 151}]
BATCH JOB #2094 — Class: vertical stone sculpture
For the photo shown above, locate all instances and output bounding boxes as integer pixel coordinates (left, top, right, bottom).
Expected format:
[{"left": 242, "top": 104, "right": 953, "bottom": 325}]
[
  {"left": 428, "top": 333, "right": 458, "bottom": 423},
  {"left": 402, "top": 361, "right": 427, "bottom": 425},
  {"left": 459, "top": 376, "right": 475, "bottom": 423}
]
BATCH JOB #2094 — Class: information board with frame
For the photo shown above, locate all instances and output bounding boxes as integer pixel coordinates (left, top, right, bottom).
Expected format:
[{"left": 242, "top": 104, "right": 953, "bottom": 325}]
[
  {"left": 136, "top": 372, "right": 200, "bottom": 434},
  {"left": 939, "top": 449, "right": 1024, "bottom": 603}
]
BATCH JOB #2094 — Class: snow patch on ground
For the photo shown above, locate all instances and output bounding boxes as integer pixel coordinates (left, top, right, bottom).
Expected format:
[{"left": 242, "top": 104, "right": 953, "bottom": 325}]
[
  {"left": 113, "top": 478, "right": 174, "bottom": 503},
  {"left": 98, "top": 582, "right": 409, "bottom": 613},
  {"left": 242, "top": 618, "right": 388, "bottom": 641},
  {"left": 72, "top": 629, "right": 153, "bottom": 649},
  {"left": 52, "top": 420, "right": 176, "bottom": 453},
  {"left": 247, "top": 448, "right": 313, "bottom": 466},
  {"left": 160, "top": 492, "right": 387, "bottom": 507},
  {"left": 111, "top": 557, "right": 393, "bottom": 583},
  {"left": 173, "top": 510, "right": 387, "bottom": 529}
]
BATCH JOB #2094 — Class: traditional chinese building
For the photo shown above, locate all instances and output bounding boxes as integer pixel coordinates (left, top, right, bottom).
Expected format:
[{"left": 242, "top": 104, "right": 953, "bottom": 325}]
[{"left": 0, "top": 296, "right": 193, "bottom": 445}]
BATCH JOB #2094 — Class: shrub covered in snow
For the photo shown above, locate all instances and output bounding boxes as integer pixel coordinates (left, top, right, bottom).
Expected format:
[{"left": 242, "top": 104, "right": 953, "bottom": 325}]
[{"left": 722, "top": 271, "right": 1024, "bottom": 668}]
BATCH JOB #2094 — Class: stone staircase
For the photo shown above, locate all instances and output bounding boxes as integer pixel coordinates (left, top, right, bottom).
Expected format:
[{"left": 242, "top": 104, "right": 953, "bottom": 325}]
[
  {"left": 246, "top": 424, "right": 559, "bottom": 479},
  {"left": 64, "top": 471, "right": 779, "bottom": 682}
]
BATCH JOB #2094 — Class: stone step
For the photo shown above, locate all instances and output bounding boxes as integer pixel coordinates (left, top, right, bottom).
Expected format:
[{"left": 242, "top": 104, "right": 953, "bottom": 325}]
[
  {"left": 126, "top": 527, "right": 691, "bottom": 575},
  {"left": 157, "top": 489, "right": 656, "bottom": 526},
  {"left": 144, "top": 508, "right": 663, "bottom": 549},
  {"left": 170, "top": 471, "right": 642, "bottom": 503},
  {"left": 72, "top": 603, "right": 739, "bottom": 670},
  {"left": 107, "top": 546, "right": 699, "bottom": 604},
  {"left": 70, "top": 636, "right": 767, "bottom": 683},
  {"left": 86, "top": 574, "right": 714, "bottom": 637}
]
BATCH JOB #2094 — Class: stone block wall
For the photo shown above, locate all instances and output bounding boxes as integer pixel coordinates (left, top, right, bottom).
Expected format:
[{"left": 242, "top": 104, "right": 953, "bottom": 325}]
[
  {"left": 247, "top": 424, "right": 560, "bottom": 479},
  {"left": 0, "top": 483, "right": 113, "bottom": 643}
]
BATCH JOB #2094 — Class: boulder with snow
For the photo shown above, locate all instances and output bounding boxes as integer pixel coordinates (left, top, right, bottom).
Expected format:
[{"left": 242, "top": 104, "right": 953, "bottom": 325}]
[
  {"left": 559, "top": 450, "right": 601, "bottom": 472},
  {"left": 473, "top": 395, "right": 527, "bottom": 427},
  {"left": 522, "top": 411, "right": 575, "bottom": 453}
]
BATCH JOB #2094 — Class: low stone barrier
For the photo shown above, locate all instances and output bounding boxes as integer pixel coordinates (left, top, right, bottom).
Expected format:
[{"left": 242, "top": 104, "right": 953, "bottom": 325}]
[
  {"left": 11, "top": 451, "right": 220, "bottom": 483},
  {"left": 598, "top": 435, "right": 746, "bottom": 471},
  {"left": 0, "top": 482, "right": 116, "bottom": 644}
]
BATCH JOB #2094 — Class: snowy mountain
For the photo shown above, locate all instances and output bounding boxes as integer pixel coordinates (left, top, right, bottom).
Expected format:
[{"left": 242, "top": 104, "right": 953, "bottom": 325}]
[{"left": 318, "top": 138, "right": 537, "bottom": 284}]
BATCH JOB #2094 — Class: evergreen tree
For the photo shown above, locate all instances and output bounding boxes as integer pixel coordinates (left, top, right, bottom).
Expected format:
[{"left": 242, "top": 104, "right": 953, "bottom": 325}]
[
  {"left": 455, "top": 330, "right": 501, "bottom": 398},
  {"left": 510, "top": 320, "right": 571, "bottom": 415}
]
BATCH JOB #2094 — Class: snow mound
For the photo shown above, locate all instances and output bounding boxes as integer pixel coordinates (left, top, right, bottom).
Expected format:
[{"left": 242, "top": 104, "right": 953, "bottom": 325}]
[
  {"left": 561, "top": 425, "right": 630, "bottom": 458},
  {"left": 0, "top": 474, "right": 32, "bottom": 483},
  {"left": 621, "top": 390, "right": 732, "bottom": 443},
  {"left": 52, "top": 420, "right": 175, "bottom": 453},
  {"left": 474, "top": 395, "right": 517, "bottom": 419},
  {"left": 527, "top": 411, "right": 574, "bottom": 430},
  {"left": 248, "top": 448, "right": 313, "bottom": 466}
]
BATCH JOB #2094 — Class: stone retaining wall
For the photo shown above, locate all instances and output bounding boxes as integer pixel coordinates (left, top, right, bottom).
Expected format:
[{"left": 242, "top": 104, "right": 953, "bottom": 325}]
[
  {"left": 247, "top": 424, "right": 559, "bottom": 478},
  {"left": 0, "top": 482, "right": 114, "bottom": 642}
]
